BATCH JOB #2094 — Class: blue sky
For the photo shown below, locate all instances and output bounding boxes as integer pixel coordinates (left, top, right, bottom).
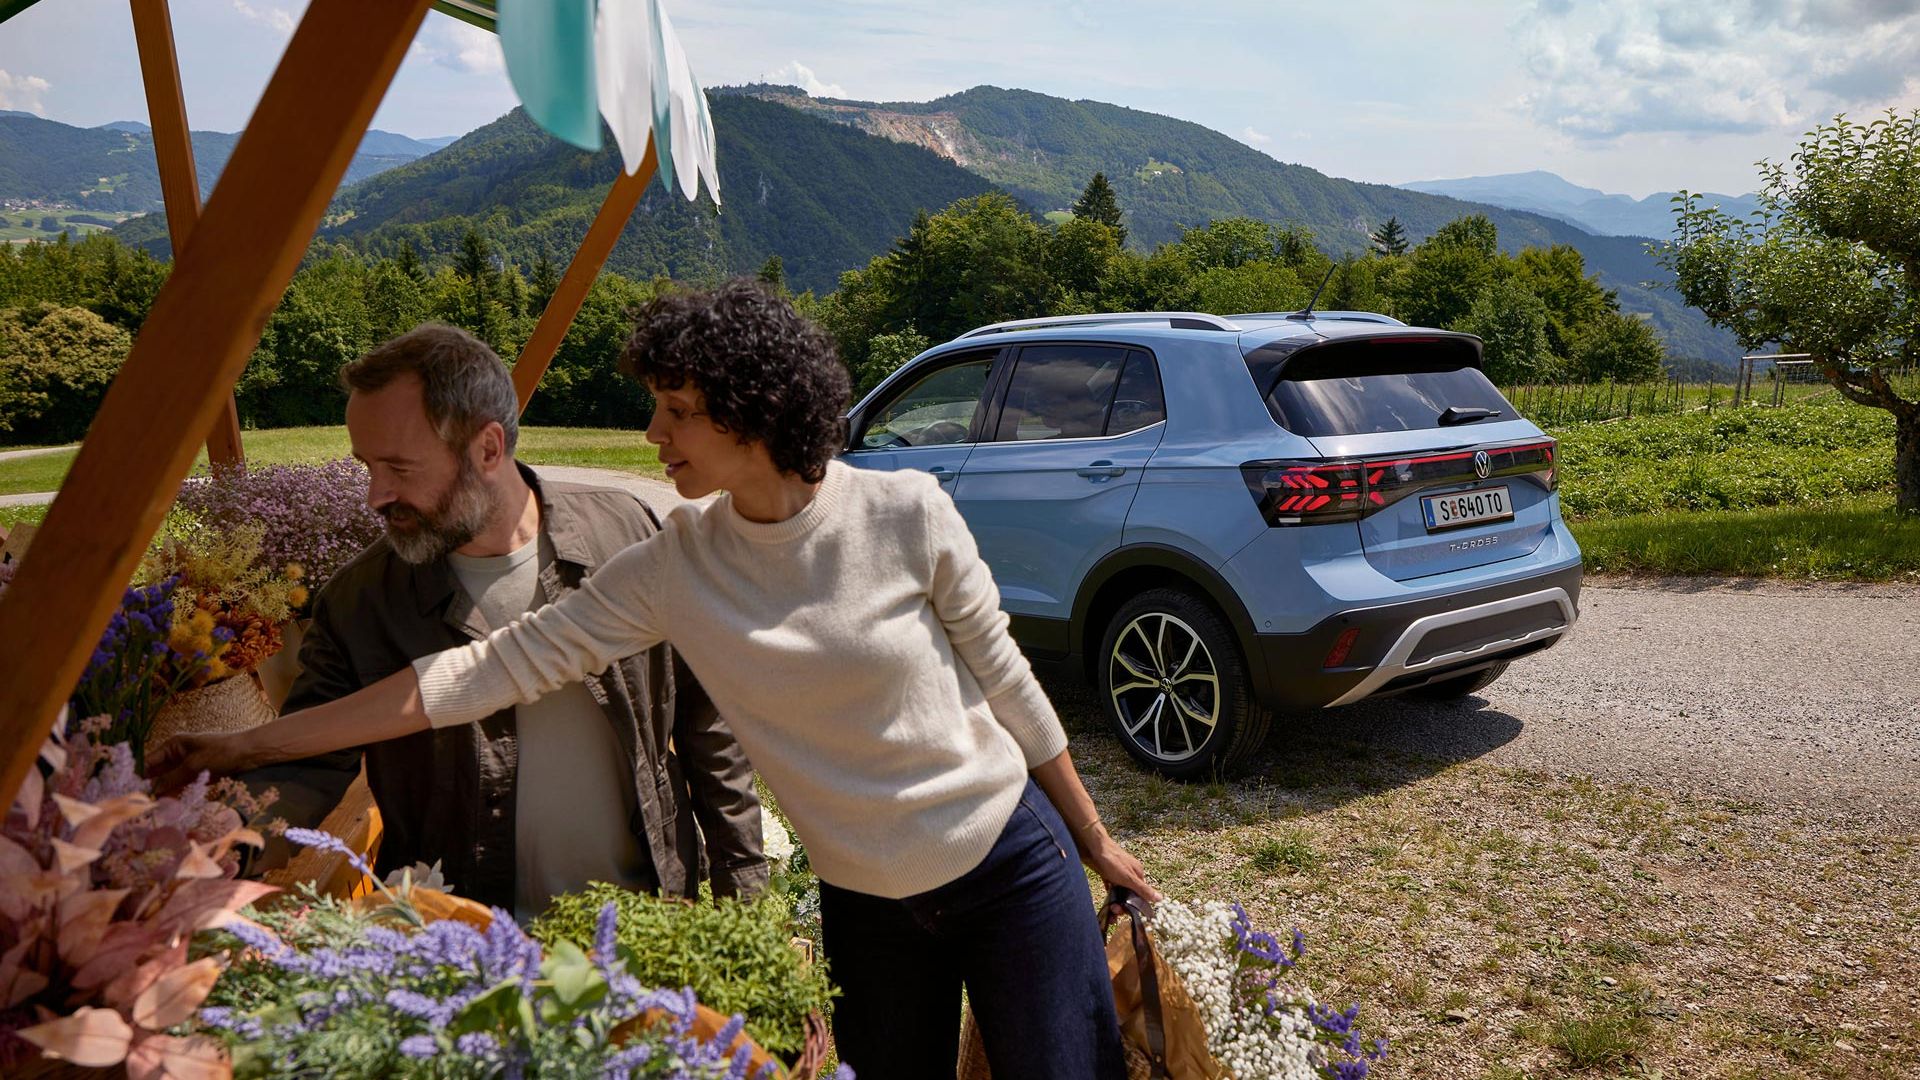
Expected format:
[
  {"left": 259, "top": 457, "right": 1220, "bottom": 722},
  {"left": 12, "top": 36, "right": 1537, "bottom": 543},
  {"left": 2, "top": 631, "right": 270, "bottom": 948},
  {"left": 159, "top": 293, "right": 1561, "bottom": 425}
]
[{"left": 2, "top": 0, "right": 1917, "bottom": 197}]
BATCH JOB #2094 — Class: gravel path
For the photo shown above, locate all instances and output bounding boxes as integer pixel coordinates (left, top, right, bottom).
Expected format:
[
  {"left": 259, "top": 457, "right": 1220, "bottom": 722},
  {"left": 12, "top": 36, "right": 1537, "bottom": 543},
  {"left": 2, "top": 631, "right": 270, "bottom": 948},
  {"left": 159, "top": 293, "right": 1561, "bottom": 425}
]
[{"left": 1319, "top": 576, "right": 1920, "bottom": 826}]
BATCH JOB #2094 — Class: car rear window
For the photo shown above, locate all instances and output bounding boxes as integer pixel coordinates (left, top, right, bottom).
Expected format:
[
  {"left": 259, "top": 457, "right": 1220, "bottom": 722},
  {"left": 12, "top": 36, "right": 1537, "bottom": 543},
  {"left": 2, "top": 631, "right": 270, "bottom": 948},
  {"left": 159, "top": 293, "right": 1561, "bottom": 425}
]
[{"left": 1261, "top": 340, "right": 1513, "bottom": 437}]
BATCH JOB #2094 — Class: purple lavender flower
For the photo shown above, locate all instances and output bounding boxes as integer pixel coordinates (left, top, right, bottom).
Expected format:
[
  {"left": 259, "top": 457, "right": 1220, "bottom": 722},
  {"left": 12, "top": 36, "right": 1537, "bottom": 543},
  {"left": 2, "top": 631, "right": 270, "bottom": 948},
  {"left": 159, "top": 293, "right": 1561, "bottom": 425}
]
[
  {"left": 283, "top": 827, "right": 377, "bottom": 880},
  {"left": 174, "top": 458, "right": 383, "bottom": 588},
  {"left": 398, "top": 1034, "right": 439, "bottom": 1059}
]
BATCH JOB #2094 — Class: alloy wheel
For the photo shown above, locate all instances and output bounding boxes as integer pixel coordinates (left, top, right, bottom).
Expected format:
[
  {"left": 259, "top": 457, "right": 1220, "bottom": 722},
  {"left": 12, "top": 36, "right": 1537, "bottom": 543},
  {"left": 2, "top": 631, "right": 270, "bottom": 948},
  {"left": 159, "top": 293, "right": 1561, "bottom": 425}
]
[{"left": 1106, "top": 610, "right": 1221, "bottom": 763}]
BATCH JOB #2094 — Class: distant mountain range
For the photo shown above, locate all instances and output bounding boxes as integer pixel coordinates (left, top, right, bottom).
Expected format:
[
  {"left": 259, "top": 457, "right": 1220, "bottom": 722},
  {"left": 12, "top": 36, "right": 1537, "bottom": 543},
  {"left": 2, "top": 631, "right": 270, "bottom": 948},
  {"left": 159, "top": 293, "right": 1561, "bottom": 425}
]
[
  {"left": 1398, "top": 170, "right": 1763, "bottom": 240},
  {"left": 0, "top": 113, "right": 441, "bottom": 211},
  {"left": 9, "top": 88, "right": 1742, "bottom": 359}
]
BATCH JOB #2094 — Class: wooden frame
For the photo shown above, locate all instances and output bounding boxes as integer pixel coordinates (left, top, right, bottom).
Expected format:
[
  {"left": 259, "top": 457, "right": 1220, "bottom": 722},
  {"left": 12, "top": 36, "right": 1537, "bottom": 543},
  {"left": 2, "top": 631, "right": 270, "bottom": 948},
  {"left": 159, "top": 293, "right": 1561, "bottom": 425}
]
[
  {"left": 513, "top": 144, "right": 659, "bottom": 410},
  {"left": 0, "top": 0, "right": 435, "bottom": 806},
  {"left": 129, "top": 0, "right": 245, "bottom": 466}
]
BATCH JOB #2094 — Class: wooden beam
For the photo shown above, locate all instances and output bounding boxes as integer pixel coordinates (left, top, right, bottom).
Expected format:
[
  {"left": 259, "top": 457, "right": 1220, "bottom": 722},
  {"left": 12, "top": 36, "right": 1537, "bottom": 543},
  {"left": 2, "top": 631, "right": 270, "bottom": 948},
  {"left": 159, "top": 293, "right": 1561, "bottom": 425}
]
[
  {"left": 0, "top": 0, "right": 432, "bottom": 807},
  {"left": 129, "top": 0, "right": 246, "bottom": 466},
  {"left": 513, "top": 143, "right": 659, "bottom": 410}
]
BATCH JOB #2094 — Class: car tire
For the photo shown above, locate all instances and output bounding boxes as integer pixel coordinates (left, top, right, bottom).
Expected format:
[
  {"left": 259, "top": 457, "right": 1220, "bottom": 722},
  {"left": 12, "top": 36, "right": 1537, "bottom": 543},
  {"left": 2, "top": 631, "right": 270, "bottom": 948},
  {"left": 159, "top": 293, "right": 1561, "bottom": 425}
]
[
  {"left": 1406, "top": 661, "right": 1510, "bottom": 702},
  {"left": 1096, "top": 587, "right": 1272, "bottom": 779}
]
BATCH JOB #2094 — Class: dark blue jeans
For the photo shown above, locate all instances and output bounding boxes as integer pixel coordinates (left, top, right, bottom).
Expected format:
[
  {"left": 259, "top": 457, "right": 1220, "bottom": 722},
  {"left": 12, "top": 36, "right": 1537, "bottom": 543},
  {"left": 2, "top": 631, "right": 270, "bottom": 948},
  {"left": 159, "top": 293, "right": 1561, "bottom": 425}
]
[{"left": 819, "top": 781, "right": 1126, "bottom": 1080}]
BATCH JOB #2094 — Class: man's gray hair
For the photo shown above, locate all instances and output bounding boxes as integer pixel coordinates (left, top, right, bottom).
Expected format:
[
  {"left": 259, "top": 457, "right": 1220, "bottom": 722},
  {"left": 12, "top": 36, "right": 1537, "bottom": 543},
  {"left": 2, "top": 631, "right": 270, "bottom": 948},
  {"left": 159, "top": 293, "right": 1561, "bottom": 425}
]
[{"left": 340, "top": 323, "right": 520, "bottom": 457}]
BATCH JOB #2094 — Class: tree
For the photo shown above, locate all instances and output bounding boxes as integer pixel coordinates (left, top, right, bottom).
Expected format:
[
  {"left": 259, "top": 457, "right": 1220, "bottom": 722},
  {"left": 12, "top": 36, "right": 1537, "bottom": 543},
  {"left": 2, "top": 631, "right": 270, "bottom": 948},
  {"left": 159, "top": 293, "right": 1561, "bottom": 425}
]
[
  {"left": 1370, "top": 216, "right": 1408, "bottom": 256},
  {"left": 1511, "top": 244, "right": 1616, "bottom": 361},
  {"left": 851, "top": 325, "right": 931, "bottom": 395},
  {"left": 757, "top": 253, "right": 787, "bottom": 291},
  {"left": 1071, "top": 172, "right": 1126, "bottom": 245},
  {"left": 1175, "top": 218, "right": 1275, "bottom": 273},
  {"left": 1568, "top": 311, "right": 1666, "bottom": 383},
  {"left": 1393, "top": 215, "right": 1506, "bottom": 329},
  {"left": 1452, "top": 279, "right": 1551, "bottom": 385},
  {"left": 0, "top": 304, "right": 130, "bottom": 443},
  {"left": 528, "top": 253, "right": 560, "bottom": 311},
  {"left": 1657, "top": 111, "right": 1920, "bottom": 512},
  {"left": 1047, "top": 216, "right": 1122, "bottom": 301},
  {"left": 39, "top": 216, "right": 59, "bottom": 232}
]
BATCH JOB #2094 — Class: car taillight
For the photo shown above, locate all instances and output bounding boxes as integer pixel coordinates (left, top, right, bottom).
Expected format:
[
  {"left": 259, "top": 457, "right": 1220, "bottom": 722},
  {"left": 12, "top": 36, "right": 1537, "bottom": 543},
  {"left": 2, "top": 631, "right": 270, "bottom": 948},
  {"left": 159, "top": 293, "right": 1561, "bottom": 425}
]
[
  {"left": 1243, "top": 438, "right": 1556, "bottom": 526},
  {"left": 1240, "top": 460, "right": 1371, "bottom": 525}
]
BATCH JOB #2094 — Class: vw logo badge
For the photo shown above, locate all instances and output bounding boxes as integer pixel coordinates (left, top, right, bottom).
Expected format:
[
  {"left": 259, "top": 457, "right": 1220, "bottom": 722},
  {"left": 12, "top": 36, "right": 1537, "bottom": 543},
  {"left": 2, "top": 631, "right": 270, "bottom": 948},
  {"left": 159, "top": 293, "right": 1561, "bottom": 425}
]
[{"left": 1472, "top": 450, "right": 1492, "bottom": 480}]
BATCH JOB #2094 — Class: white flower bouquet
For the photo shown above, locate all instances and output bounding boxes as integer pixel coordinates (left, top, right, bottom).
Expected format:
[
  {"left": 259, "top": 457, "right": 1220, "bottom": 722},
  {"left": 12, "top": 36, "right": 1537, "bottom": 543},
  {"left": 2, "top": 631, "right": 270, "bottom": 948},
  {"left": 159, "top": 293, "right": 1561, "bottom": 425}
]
[{"left": 1151, "top": 898, "right": 1387, "bottom": 1080}]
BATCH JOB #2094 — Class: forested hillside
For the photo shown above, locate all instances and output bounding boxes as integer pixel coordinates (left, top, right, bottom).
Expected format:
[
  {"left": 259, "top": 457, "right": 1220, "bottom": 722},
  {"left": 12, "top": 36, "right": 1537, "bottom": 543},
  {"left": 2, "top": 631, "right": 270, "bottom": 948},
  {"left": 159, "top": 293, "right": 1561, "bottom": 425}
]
[
  {"left": 0, "top": 115, "right": 433, "bottom": 211},
  {"left": 738, "top": 85, "right": 1736, "bottom": 358}
]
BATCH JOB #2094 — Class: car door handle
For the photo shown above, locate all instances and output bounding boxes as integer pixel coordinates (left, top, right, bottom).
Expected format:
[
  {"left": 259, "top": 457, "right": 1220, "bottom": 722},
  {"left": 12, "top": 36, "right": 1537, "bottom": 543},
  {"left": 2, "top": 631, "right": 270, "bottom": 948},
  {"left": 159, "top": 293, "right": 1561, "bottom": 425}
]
[
  {"left": 927, "top": 466, "right": 958, "bottom": 483},
  {"left": 1076, "top": 461, "right": 1126, "bottom": 478}
]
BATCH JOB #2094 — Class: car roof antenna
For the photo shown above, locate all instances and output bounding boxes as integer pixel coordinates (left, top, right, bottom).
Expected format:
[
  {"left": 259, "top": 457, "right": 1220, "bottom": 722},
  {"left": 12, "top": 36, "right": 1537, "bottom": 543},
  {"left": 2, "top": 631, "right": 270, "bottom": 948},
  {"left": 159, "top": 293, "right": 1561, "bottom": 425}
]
[{"left": 1287, "top": 265, "right": 1338, "bottom": 321}]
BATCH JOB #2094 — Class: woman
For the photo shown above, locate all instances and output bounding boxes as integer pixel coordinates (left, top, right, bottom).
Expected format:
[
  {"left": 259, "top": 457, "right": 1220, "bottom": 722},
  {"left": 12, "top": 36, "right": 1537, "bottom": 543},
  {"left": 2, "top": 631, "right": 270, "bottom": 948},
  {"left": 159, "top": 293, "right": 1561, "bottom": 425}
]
[{"left": 153, "top": 280, "right": 1154, "bottom": 1079}]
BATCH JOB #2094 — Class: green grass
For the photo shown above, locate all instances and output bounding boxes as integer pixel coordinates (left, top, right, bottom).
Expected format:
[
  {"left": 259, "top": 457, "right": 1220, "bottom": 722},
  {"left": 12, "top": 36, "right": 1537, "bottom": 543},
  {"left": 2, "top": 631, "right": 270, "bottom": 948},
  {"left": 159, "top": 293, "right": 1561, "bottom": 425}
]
[
  {"left": 0, "top": 209, "right": 134, "bottom": 243},
  {"left": 0, "top": 425, "right": 663, "bottom": 497},
  {"left": 1551, "top": 397, "right": 1896, "bottom": 519},
  {"left": 0, "top": 504, "right": 47, "bottom": 530},
  {"left": 1569, "top": 494, "right": 1920, "bottom": 582}
]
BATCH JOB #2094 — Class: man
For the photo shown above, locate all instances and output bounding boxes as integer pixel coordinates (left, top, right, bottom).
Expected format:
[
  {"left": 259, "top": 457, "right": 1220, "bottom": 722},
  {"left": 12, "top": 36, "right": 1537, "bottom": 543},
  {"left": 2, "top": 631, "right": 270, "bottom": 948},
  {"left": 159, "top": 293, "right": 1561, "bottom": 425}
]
[{"left": 249, "top": 323, "right": 766, "bottom": 916}]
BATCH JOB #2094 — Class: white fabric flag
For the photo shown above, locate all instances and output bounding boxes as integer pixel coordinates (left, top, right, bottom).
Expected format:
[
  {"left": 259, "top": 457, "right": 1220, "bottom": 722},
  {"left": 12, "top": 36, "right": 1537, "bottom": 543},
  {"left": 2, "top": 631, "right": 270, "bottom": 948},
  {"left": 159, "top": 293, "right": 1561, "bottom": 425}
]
[{"left": 594, "top": 0, "right": 655, "bottom": 176}]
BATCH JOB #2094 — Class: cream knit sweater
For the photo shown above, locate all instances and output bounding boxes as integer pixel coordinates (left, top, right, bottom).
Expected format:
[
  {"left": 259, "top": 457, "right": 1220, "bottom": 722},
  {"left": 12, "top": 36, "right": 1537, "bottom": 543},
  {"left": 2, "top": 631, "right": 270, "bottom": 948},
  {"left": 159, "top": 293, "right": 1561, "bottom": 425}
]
[{"left": 414, "top": 460, "right": 1070, "bottom": 899}]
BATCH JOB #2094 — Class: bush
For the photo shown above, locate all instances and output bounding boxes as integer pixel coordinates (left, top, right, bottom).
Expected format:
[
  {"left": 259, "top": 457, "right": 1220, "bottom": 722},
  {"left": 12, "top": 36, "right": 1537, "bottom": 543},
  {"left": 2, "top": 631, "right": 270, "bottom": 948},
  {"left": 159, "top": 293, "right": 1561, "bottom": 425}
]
[
  {"left": 532, "top": 883, "right": 834, "bottom": 1060},
  {"left": 0, "top": 303, "right": 128, "bottom": 443}
]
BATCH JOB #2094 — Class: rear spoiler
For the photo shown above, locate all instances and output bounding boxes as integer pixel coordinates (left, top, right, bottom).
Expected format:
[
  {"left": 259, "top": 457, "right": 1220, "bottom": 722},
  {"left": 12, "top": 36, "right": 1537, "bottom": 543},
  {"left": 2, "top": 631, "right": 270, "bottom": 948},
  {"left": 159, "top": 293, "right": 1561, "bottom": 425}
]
[{"left": 1243, "top": 331, "right": 1484, "bottom": 398}]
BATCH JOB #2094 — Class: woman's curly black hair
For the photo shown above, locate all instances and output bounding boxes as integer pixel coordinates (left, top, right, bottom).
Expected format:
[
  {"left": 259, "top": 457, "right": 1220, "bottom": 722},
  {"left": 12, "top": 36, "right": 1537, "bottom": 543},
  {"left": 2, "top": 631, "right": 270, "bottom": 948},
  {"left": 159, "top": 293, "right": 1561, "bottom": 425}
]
[{"left": 618, "top": 279, "right": 851, "bottom": 483}]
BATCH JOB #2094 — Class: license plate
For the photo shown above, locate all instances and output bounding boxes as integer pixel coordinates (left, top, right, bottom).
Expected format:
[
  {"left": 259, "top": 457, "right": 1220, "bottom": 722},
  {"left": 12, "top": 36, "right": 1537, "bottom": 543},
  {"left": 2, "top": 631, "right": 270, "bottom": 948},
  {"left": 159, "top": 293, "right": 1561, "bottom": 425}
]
[{"left": 1421, "top": 486, "right": 1512, "bottom": 531}]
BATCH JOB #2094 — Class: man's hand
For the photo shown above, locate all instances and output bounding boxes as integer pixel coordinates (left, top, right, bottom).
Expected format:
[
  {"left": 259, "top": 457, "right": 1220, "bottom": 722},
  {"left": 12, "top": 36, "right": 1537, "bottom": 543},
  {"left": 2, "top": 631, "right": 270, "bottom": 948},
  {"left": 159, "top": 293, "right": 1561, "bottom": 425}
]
[{"left": 146, "top": 730, "right": 256, "bottom": 795}]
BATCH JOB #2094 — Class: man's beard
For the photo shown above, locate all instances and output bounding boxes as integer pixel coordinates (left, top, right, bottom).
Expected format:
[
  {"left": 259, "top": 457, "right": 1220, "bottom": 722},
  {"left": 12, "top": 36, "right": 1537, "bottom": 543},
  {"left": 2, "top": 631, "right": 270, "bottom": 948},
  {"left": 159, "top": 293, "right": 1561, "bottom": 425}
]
[{"left": 382, "top": 457, "right": 500, "bottom": 565}]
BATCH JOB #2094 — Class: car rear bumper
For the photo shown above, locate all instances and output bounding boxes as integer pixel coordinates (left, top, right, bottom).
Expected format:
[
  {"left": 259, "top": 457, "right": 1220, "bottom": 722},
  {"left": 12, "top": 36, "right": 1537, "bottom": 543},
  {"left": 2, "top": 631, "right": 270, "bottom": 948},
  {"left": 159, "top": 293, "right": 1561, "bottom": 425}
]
[{"left": 1247, "top": 560, "right": 1582, "bottom": 711}]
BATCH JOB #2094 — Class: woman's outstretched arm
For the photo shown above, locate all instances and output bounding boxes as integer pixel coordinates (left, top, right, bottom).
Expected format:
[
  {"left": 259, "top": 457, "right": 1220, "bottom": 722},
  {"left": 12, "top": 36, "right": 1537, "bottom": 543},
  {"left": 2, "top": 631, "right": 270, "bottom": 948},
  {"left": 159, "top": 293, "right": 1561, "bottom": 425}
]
[{"left": 148, "top": 664, "right": 427, "bottom": 792}]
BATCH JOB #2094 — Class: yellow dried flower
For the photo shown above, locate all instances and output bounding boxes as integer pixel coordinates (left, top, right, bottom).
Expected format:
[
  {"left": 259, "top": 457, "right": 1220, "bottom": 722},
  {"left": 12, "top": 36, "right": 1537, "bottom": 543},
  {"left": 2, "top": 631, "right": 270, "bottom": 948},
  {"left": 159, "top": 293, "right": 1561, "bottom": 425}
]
[
  {"left": 288, "top": 585, "right": 309, "bottom": 608},
  {"left": 285, "top": 562, "right": 305, "bottom": 582}
]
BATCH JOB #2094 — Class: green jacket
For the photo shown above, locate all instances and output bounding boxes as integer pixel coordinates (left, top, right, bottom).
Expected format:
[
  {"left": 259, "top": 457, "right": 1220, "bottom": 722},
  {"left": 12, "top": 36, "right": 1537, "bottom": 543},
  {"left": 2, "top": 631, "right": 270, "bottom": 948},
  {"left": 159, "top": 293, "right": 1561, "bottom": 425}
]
[{"left": 249, "top": 464, "right": 767, "bottom": 908}]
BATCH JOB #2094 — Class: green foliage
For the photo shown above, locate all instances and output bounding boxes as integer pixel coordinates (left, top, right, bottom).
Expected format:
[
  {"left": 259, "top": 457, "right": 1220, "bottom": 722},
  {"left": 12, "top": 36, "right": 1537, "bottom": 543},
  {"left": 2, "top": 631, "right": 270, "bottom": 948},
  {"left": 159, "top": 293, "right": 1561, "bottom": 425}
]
[
  {"left": 1552, "top": 397, "right": 1896, "bottom": 518},
  {"left": 1395, "top": 219, "right": 1506, "bottom": 329},
  {"left": 1370, "top": 216, "right": 1408, "bottom": 256},
  {"left": 0, "top": 303, "right": 129, "bottom": 442},
  {"left": 850, "top": 324, "right": 931, "bottom": 395},
  {"left": 0, "top": 231, "right": 168, "bottom": 330},
  {"left": 1452, "top": 279, "right": 1551, "bottom": 384},
  {"left": 531, "top": 883, "right": 835, "bottom": 1060},
  {"left": 1568, "top": 311, "right": 1666, "bottom": 383},
  {"left": 1571, "top": 494, "right": 1920, "bottom": 581},
  {"left": 1071, "top": 171, "right": 1127, "bottom": 243},
  {"left": 1655, "top": 110, "right": 1920, "bottom": 510},
  {"left": 1511, "top": 243, "right": 1617, "bottom": 360},
  {"left": 520, "top": 274, "right": 658, "bottom": 428}
]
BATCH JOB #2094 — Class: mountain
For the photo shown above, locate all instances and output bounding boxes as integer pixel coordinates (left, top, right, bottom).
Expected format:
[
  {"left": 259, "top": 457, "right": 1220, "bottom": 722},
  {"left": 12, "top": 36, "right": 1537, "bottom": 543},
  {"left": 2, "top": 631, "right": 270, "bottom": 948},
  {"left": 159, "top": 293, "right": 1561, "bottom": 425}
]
[
  {"left": 1399, "top": 170, "right": 1763, "bottom": 241},
  {"left": 729, "top": 86, "right": 1735, "bottom": 358},
  {"left": 0, "top": 114, "right": 437, "bottom": 212},
  {"left": 291, "top": 95, "right": 997, "bottom": 296}
]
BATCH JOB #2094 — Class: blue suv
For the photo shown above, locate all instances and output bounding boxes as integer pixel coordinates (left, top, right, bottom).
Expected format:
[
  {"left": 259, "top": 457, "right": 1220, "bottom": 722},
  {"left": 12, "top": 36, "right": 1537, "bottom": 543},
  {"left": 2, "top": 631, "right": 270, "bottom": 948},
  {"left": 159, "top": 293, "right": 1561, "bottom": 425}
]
[{"left": 841, "top": 311, "right": 1581, "bottom": 777}]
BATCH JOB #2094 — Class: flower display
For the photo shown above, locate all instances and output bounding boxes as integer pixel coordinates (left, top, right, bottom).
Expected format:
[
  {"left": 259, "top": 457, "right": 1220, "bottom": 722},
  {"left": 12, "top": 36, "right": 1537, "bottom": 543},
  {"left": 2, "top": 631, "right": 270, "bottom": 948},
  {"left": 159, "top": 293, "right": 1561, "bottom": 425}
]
[
  {"left": 67, "top": 574, "right": 230, "bottom": 766},
  {"left": 198, "top": 834, "right": 830, "bottom": 1080},
  {"left": 143, "top": 516, "right": 303, "bottom": 684},
  {"left": 173, "top": 459, "right": 384, "bottom": 592},
  {"left": 2, "top": 712, "right": 275, "bottom": 1075},
  {"left": 1152, "top": 898, "right": 1386, "bottom": 1080}
]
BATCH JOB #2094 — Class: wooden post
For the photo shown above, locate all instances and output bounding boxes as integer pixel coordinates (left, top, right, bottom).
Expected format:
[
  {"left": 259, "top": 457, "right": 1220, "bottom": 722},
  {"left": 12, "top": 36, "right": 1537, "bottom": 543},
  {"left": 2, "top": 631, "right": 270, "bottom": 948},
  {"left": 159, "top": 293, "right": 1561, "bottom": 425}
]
[
  {"left": 513, "top": 142, "right": 659, "bottom": 411},
  {"left": 130, "top": 0, "right": 245, "bottom": 467},
  {"left": 0, "top": 0, "right": 432, "bottom": 807}
]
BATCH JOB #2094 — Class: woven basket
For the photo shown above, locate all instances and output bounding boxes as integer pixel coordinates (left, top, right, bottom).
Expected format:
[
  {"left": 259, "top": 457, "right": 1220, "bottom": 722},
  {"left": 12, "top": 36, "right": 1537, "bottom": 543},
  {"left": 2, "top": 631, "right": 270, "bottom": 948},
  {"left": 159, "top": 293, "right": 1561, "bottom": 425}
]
[{"left": 147, "top": 672, "right": 277, "bottom": 752}]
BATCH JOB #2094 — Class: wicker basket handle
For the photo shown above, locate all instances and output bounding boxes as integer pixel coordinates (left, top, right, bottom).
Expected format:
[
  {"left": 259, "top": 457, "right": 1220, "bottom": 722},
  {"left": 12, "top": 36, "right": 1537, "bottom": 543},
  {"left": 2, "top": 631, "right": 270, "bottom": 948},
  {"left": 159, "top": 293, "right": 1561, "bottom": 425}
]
[{"left": 1103, "top": 887, "right": 1169, "bottom": 1079}]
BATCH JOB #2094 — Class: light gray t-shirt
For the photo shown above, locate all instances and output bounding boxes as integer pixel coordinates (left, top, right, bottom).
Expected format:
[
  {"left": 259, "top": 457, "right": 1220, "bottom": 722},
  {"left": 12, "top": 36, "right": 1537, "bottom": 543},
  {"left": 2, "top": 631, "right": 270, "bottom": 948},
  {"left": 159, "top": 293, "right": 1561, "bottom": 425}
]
[{"left": 447, "top": 534, "right": 650, "bottom": 921}]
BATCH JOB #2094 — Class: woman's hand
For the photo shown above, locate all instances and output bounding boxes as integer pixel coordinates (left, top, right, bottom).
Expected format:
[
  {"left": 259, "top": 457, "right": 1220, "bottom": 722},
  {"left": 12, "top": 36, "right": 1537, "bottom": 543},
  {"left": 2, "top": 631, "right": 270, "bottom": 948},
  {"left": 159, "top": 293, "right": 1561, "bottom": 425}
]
[
  {"left": 1076, "top": 823, "right": 1161, "bottom": 903},
  {"left": 146, "top": 730, "right": 259, "bottom": 795}
]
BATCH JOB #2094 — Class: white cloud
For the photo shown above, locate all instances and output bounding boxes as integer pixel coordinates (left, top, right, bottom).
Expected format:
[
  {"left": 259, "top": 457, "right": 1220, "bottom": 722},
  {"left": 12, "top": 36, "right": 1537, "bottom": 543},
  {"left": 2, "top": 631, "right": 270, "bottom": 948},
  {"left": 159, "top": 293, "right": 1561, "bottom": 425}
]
[
  {"left": 1517, "top": 0, "right": 1920, "bottom": 140},
  {"left": 759, "top": 61, "right": 847, "bottom": 99},
  {"left": 1241, "top": 125, "right": 1271, "bottom": 145},
  {"left": 231, "top": 0, "right": 296, "bottom": 36},
  {"left": 409, "top": 20, "right": 506, "bottom": 77},
  {"left": 0, "top": 69, "right": 51, "bottom": 114}
]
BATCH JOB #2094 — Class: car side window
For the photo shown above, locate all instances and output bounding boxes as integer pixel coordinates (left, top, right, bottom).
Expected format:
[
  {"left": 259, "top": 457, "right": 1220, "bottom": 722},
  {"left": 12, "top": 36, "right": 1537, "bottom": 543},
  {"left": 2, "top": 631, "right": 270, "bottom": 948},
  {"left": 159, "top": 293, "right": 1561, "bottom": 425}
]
[
  {"left": 991, "top": 345, "right": 1129, "bottom": 443},
  {"left": 860, "top": 357, "right": 993, "bottom": 449},
  {"left": 1106, "top": 350, "right": 1167, "bottom": 436}
]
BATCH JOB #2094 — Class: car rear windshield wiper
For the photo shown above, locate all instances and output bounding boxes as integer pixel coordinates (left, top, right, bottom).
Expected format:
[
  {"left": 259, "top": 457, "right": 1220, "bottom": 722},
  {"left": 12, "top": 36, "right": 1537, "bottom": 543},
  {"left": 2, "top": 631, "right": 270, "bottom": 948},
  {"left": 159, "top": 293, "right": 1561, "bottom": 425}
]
[{"left": 1438, "top": 405, "right": 1501, "bottom": 426}]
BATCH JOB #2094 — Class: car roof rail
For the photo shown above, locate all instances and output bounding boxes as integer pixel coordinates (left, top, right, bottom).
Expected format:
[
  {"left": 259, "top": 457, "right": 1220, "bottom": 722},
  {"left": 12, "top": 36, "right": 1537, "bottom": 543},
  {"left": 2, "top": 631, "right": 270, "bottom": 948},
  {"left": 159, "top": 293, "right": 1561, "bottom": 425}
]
[
  {"left": 1230, "top": 310, "right": 1405, "bottom": 326},
  {"left": 957, "top": 312, "right": 1242, "bottom": 338}
]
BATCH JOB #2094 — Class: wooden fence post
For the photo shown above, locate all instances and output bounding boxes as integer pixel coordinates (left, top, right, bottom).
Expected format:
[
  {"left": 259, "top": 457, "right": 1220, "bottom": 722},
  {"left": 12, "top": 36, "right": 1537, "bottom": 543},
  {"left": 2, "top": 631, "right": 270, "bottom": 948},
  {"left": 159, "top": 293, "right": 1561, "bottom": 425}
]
[{"left": 0, "top": 0, "right": 433, "bottom": 807}]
